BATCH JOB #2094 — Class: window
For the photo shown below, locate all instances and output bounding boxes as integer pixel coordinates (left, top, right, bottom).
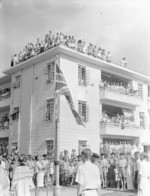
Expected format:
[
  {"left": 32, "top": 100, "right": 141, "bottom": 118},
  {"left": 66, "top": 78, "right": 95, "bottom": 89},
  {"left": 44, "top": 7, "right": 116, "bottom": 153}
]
[
  {"left": 78, "top": 65, "right": 90, "bottom": 86},
  {"left": 46, "top": 139, "right": 54, "bottom": 153},
  {"left": 12, "top": 107, "right": 19, "bottom": 120},
  {"left": 78, "top": 140, "right": 87, "bottom": 154},
  {"left": 44, "top": 99, "right": 54, "bottom": 121},
  {"left": 0, "top": 88, "right": 11, "bottom": 100},
  {"left": 2, "top": 114, "right": 9, "bottom": 129},
  {"left": 78, "top": 101, "right": 89, "bottom": 122},
  {"left": 43, "top": 61, "right": 55, "bottom": 83},
  {"left": 139, "top": 112, "right": 145, "bottom": 128},
  {"left": 11, "top": 142, "right": 18, "bottom": 152},
  {"left": 138, "top": 83, "right": 143, "bottom": 98},
  {"left": 12, "top": 75, "right": 21, "bottom": 89}
]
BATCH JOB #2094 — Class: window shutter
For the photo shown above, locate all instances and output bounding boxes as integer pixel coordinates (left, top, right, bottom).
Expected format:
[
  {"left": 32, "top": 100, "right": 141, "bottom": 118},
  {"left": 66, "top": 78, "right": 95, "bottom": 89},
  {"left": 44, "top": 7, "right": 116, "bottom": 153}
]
[
  {"left": 78, "top": 66, "right": 82, "bottom": 85},
  {"left": 85, "top": 104, "right": 90, "bottom": 122},
  {"left": 144, "top": 114, "right": 147, "bottom": 129},
  {"left": 78, "top": 101, "right": 82, "bottom": 118},
  {"left": 49, "top": 62, "right": 55, "bottom": 83},
  {"left": 49, "top": 99, "right": 54, "bottom": 120},
  {"left": 43, "top": 66, "right": 49, "bottom": 83},
  {"left": 43, "top": 101, "right": 48, "bottom": 121},
  {"left": 86, "top": 69, "right": 90, "bottom": 86}
]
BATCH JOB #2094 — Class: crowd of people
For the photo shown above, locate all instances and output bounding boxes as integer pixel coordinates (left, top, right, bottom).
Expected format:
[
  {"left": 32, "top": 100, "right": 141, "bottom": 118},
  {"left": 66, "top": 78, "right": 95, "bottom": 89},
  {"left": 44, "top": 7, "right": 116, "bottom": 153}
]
[
  {"left": 0, "top": 115, "right": 10, "bottom": 130},
  {"left": 99, "top": 80, "right": 139, "bottom": 97},
  {"left": 100, "top": 111, "right": 137, "bottom": 128},
  {"left": 11, "top": 31, "right": 127, "bottom": 68},
  {"left": 0, "top": 145, "right": 150, "bottom": 196},
  {"left": 0, "top": 88, "right": 11, "bottom": 100}
]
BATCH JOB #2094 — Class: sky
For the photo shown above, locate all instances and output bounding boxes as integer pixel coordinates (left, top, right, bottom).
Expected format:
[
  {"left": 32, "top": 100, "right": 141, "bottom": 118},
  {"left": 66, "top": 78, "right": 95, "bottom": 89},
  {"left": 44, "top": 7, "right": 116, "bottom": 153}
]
[{"left": 0, "top": 0, "right": 150, "bottom": 76}]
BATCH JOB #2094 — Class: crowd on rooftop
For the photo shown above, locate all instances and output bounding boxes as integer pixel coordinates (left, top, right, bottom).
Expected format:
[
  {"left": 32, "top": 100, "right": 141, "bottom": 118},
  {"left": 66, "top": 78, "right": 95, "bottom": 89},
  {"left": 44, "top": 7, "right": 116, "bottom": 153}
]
[
  {"left": 11, "top": 31, "right": 127, "bottom": 67},
  {"left": 99, "top": 80, "right": 139, "bottom": 97}
]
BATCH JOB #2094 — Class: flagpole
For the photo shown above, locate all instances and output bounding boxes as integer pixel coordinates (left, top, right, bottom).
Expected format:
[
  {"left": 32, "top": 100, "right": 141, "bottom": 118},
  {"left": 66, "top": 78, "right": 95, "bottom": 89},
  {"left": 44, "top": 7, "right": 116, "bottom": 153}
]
[{"left": 53, "top": 56, "right": 61, "bottom": 196}]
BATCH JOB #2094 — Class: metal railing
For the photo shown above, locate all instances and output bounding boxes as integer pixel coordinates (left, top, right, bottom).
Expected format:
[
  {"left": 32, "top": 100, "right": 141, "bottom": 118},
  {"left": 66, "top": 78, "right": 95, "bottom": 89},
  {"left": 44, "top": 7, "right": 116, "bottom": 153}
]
[
  {"left": 0, "top": 92, "right": 11, "bottom": 100},
  {"left": 100, "top": 121, "right": 140, "bottom": 129},
  {"left": 100, "top": 86, "right": 142, "bottom": 99}
]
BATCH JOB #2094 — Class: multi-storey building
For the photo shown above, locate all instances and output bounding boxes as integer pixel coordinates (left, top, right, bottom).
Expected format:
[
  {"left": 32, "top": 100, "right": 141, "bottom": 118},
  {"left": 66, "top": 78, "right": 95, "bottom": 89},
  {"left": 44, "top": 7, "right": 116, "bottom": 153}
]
[{"left": 0, "top": 44, "right": 150, "bottom": 155}]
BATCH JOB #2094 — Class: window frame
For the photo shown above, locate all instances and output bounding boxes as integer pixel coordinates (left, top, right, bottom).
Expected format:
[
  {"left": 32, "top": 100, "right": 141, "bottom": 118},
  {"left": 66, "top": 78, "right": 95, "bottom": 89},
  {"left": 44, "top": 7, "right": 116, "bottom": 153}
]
[
  {"left": 78, "top": 100, "right": 89, "bottom": 122},
  {"left": 138, "top": 83, "right": 143, "bottom": 98},
  {"left": 46, "top": 139, "right": 54, "bottom": 153},
  {"left": 78, "top": 65, "right": 86, "bottom": 86},
  {"left": 45, "top": 98, "right": 54, "bottom": 121},
  {"left": 12, "top": 107, "right": 19, "bottom": 121},
  {"left": 78, "top": 140, "right": 87, "bottom": 154}
]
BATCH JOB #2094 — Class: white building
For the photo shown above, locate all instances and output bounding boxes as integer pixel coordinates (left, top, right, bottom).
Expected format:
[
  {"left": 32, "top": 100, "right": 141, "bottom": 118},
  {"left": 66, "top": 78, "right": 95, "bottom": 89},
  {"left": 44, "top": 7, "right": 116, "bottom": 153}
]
[{"left": 0, "top": 44, "right": 150, "bottom": 155}]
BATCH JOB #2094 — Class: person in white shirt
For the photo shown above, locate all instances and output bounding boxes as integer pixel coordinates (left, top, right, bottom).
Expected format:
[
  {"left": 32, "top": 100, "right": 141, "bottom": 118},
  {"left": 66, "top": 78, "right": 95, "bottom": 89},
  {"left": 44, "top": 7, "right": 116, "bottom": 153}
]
[
  {"left": 138, "top": 153, "right": 150, "bottom": 196},
  {"left": 121, "top": 58, "right": 127, "bottom": 67},
  {"left": 0, "top": 156, "right": 5, "bottom": 170},
  {"left": 75, "top": 148, "right": 101, "bottom": 196},
  {"left": 106, "top": 51, "right": 112, "bottom": 62}
]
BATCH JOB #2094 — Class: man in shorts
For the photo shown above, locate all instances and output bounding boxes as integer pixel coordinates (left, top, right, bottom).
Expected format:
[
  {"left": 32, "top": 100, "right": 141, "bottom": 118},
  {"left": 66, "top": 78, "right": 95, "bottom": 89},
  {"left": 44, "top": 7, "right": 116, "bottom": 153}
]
[
  {"left": 118, "top": 153, "right": 127, "bottom": 190},
  {"left": 101, "top": 153, "right": 109, "bottom": 188}
]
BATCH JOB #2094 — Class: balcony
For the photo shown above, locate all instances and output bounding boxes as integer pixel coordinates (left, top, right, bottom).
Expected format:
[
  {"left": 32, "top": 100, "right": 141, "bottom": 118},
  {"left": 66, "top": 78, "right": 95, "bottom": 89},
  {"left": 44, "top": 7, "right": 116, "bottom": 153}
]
[
  {"left": 100, "top": 122, "right": 142, "bottom": 138},
  {"left": 0, "top": 92, "right": 11, "bottom": 108},
  {"left": 0, "top": 123, "right": 9, "bottom": 138},
  {"left": 100, "top": 88, "right": 142, "bottom": 108}
]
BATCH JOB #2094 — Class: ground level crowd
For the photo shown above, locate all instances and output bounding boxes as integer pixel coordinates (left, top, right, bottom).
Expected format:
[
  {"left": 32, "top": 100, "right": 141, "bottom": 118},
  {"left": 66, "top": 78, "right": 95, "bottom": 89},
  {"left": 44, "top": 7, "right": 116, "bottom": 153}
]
[{"left": 0, "top": 147, "right": 150, "bottom": 196}]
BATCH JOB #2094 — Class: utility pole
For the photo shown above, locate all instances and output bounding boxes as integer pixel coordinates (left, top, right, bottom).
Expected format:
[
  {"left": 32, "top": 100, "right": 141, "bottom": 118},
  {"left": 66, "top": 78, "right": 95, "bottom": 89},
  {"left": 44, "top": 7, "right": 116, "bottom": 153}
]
[{"left": 53, "top": 118, "right": 61, "bottom": 196}]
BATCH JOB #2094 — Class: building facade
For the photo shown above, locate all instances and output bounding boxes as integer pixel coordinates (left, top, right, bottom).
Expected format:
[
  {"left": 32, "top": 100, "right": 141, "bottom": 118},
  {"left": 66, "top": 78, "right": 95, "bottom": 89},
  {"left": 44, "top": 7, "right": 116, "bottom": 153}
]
[{"left": 0, "top": 45, "right": 150, "bottom": 155}]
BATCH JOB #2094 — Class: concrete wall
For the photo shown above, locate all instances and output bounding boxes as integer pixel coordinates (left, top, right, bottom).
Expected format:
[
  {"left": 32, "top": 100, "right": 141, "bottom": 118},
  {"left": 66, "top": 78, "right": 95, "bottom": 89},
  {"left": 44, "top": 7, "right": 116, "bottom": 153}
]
[
  {"left": 31, "top": 57, "right": 56, "bottom": 155},
  {"left": 59, "top": 56, "right": 101, "bottom": 154}
]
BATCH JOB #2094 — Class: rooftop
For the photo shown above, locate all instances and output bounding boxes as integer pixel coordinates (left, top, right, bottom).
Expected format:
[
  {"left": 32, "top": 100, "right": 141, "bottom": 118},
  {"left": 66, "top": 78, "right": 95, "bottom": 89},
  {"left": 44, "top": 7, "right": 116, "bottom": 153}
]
[{"left": 3, "top": 45, "right": 150, "bottom": 84}]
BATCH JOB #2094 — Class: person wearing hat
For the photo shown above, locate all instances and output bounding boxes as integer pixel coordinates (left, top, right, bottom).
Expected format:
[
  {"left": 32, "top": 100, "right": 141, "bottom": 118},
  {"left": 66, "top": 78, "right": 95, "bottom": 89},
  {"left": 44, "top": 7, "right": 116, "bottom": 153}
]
[
  {"left": 92, "top": 153, "right": 102, "bottom": 187},
  {"left": 75, "top": 148, "right": 100, "bottom": 196},
  {"left": 118, "top": 153, "right": 127, "bottom": 190},
  {"left": 101, "top": 153, "right": 109, "bottom": 188}
]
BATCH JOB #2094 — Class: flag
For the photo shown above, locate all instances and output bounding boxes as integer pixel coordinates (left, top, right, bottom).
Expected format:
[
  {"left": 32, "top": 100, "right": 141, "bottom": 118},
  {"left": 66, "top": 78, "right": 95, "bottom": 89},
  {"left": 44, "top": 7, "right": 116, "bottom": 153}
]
[{"left": 55, "top": 65, "right": 84, "bottom": 126}]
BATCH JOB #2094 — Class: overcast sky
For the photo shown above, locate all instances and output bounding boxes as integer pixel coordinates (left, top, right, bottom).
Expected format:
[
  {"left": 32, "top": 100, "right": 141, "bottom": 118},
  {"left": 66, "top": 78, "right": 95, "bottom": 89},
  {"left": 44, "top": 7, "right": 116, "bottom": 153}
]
[{"left": 0, "top": 0, "right": 150, "bottom": 76}]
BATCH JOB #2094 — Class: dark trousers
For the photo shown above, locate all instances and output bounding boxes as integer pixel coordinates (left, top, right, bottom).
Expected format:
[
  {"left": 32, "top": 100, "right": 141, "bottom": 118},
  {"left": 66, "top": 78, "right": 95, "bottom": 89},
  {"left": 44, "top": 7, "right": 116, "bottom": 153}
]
[{"left": 134, "top": 171, "right": 138, "bottom": 190}]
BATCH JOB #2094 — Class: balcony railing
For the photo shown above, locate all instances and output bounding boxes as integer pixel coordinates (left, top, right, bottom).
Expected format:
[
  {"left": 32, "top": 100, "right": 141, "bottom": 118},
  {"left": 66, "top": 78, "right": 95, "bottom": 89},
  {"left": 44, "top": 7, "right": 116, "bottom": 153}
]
[
  {"left": 100, "top": 86, "right": 141, "bottom": 98},
  {"left": 0, "top": 121, "right": 9, "bottom": 130},
  {"left": 0, "top": 92, "right": 11, "bottom": 100},
  {"left": 100, "top": 87, "right": 142, "bottom": 107},
  {"left": 100, "top": 121, "right": 140, "bottom": 129}
]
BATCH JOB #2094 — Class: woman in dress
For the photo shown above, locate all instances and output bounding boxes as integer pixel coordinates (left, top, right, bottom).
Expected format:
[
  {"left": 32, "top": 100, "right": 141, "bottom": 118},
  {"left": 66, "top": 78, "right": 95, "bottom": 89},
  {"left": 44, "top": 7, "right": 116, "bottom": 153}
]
[
  {"left": 0, "top": 159, "right": 10, "bottom": 196},
  {"left": 126, "top": 153, "right": 134, "bottom": 191},
  {"left": 138, "top": 153, "right": 150, "bottom": 196},
  {"left": 35, "top": 155, "right": 49, "bottom": 196}
]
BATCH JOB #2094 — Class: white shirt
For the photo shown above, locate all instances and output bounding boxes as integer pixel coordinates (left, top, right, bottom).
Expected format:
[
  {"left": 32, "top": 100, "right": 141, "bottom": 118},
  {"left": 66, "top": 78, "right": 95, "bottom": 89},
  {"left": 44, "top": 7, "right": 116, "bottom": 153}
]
[{"left": 75, "top": 160, "right": 100, "bottom": 190}]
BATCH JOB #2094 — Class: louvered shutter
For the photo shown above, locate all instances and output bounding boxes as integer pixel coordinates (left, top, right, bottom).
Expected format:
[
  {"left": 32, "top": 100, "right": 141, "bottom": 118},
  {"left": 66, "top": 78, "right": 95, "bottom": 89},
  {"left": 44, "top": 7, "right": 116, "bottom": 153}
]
[
  {"left": 43, "top": 100, "right": 48, "bottom": 120},
  {"left": 43, "top": 66, "right": 49, "bottom": 83},
  {"left": 49, "top": 99, "right": 54, "bottom": 121},
  {"left": 144, "top": 114, "right": 148, "bottom": 129},
  {"left": 49, "top": 62, "right": 55, "bottom": 83},
  {"left": 78, "top": 101, "right": 82, "bottom": 118},
  {"left": 86, "top": 69, "right": 90, "bottom": 86},
  {"left": 78, "top": 66, "right": 82, "bottom": 85},
  {"left": 85, "top": 104, "right": 90, "bottom": 122}
]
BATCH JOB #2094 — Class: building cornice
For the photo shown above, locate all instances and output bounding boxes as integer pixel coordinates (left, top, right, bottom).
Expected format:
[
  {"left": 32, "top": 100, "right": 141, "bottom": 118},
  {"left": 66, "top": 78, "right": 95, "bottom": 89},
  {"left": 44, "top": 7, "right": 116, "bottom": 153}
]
[{"left": 3, "top": 45, "right": 150, "bottom": 84}]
